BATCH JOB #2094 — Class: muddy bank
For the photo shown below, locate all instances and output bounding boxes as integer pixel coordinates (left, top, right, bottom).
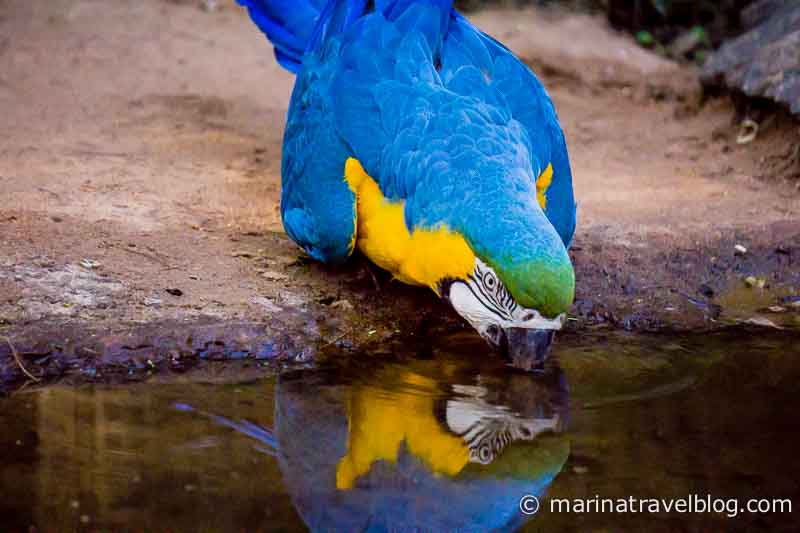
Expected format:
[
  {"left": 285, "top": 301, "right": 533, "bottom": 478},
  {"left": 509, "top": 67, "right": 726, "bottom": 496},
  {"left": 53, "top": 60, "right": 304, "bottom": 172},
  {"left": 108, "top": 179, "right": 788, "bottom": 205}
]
[{"left": 1, "top": 1, "right": 799, "bottom": 390}]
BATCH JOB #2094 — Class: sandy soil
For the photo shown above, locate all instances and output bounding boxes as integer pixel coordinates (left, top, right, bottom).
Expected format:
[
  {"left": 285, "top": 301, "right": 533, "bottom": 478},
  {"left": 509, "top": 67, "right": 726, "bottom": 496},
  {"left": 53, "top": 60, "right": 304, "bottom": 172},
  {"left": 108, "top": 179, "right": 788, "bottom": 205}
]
[{"left": 1, "top": 0, "right": 799, "bottom": 386}]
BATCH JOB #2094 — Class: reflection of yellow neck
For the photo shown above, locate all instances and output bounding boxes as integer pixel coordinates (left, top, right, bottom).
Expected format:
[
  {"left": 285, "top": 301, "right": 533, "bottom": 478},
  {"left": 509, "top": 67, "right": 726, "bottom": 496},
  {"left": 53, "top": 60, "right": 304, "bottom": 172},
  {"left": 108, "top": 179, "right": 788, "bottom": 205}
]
[{"left": 336, "top": 372, "right": 469, "bottom": 490}]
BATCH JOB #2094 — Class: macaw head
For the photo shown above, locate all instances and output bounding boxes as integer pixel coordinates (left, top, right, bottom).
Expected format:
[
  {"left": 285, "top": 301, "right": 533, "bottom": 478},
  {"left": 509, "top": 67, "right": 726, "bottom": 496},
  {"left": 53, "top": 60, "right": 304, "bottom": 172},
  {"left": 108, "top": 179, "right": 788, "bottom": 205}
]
[
  {"left": 439, "top": 218, "right": 574, "bottom": 372},
  {"left": 409, "top": 140, "right": 576, "bottom": 372}
]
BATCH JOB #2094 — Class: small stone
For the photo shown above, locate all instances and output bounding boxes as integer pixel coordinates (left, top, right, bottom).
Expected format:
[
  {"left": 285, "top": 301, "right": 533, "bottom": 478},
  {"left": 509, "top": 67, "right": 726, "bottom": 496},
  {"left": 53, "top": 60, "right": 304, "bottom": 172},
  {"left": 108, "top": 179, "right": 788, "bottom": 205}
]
[
  {"left": 260, "top": 270, "right": 289, "bottom": 281},
  {"left": 767, "top": 306, "right": 787, "bottom": 313},
  {"left": 184, "top": 484, "right": 196, "bottom": 492},
  {"left": 79, "top": 515, "right": 90, "bottom": 525},
  {"left": 79, "top": 259, "right": 100, "bottom": 269},
  {"left": 573, "top": 465, "right": 589, "bottom": 475},
  {"left": 743, "top": 276, "right": 765, "bottom": 288},
  {"left": 331, "top": 299, "right": 354, "bottom": 311},
  {"left": 69, "top": 500, "right": 80, "bottom": 509},
  {"left": 743, "top": 317, "right": 782, "bottom": 329},
  {"left": 231, "top": 250, "right": 254, "bottom": 258},
  {"left": 165, "top": 288, "right": 183, "bottom": 297},
  {"left": 143, "top": 297, "right": 162, "bottom": 307},
  {"left": 734, "top": 244, "right": 747, "bottom": 256},
  {"left": 251, "top": 296, "right": 281, "bottom": 313}
]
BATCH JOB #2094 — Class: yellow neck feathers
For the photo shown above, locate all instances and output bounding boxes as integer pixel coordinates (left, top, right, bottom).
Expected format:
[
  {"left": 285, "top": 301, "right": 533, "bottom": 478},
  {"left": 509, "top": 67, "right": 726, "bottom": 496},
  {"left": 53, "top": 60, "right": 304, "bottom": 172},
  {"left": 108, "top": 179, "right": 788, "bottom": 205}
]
[
  {"left": 536, "top": 163, "right": 553, "bottom": 210},
  {"left": 344, "top": 158, "right": 475, "bottom": 292}
]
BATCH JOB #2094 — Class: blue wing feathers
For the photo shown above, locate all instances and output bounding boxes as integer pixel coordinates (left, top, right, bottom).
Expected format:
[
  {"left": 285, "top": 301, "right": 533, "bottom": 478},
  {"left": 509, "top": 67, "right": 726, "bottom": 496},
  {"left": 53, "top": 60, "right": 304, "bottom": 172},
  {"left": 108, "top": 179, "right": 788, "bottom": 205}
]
[{"left": 245, "top": 0, "right": 575, "bottom": 262}]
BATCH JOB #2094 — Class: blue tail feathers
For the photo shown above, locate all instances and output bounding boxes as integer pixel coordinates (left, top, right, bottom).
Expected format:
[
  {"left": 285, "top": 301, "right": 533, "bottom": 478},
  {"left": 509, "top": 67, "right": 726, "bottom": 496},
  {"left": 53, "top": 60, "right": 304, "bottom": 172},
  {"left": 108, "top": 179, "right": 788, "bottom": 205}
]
[
  {"left": 239, "top": 0, "right": 455, "bottom": 73},
  {"left": 237, "top": 0, "right": 328, "bottom": 72}
]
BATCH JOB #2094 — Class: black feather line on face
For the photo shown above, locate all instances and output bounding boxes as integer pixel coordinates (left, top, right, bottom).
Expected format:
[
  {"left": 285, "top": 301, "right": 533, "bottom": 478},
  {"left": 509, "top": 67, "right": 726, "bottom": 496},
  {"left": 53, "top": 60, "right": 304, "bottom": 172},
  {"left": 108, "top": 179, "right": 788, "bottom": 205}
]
[
  {"left": 474, "top": 262, "right": 519, "bottom": 317},
  {"left": 441, "top": 265, "right": 520, "bottom": 324}
]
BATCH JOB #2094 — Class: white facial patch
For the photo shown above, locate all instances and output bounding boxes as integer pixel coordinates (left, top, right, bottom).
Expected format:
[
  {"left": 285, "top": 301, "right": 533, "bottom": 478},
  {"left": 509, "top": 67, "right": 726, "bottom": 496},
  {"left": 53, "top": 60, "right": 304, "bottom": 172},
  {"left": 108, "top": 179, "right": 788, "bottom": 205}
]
[
  {"left": 445, "top": 383, "right": 563, "bottom": 465},
  {"left": 447, "top": 258, "right": 565, "bottom": 337}
]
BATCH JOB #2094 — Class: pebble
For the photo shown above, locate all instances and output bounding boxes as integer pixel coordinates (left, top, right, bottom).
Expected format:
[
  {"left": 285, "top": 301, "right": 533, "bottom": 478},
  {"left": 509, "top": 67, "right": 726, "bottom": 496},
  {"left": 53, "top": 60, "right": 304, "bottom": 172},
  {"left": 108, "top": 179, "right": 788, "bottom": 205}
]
[
  {"left": 744, "top": 276, "right": 765, "bottom": 289},
  {"left": 743, "top": 317, "right": 782, "bottom": 329},
  {"left": 734, "top": 244, "right": 747, "bottom": 255},
  {"left": 330, "top": 299, "right": 354, "bottom": 311},
  {"left": 251, "top": 296, "right": 281, "bottom": 313},
  {"left": 143, "top": 297, "right": 162, "bottom": 307},
  {"left": 260, "top": 270, "right": 289, "bottom": 281},
  {"left": 79, "top": 259, "right": 100, "bottom": 269}
]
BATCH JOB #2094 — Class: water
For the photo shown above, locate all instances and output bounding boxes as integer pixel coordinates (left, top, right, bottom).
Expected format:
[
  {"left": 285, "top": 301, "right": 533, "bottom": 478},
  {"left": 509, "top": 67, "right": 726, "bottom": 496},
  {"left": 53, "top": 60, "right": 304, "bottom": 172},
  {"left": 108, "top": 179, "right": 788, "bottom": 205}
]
[{"left": 1, "top": 329, "right": 798, "bottom": 532}]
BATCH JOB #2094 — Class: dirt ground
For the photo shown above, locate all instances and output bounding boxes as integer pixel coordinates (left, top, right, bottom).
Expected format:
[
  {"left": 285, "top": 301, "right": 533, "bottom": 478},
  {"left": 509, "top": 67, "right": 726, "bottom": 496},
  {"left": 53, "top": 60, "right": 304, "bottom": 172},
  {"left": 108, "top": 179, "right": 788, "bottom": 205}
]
[{"left": 1, "top": 0, "right": 799, "bottom": 387}]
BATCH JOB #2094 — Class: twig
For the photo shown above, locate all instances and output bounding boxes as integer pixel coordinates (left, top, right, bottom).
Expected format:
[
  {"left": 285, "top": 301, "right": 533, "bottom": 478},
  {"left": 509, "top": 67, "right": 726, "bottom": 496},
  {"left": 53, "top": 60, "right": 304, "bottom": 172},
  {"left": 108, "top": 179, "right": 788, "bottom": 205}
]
[
  {"left": 324, "top": 333, "right": 348, "bottom": 347},
  {"left": 1, "top": 335, "right": 40, "bottom": 382}
]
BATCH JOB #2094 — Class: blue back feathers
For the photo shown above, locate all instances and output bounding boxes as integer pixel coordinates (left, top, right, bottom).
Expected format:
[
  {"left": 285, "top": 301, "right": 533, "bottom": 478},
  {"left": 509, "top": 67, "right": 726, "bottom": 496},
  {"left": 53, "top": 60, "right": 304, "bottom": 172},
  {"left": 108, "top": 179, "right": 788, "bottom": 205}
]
[
  {"left": 240, "top": 0, "right": 455, "bottom": 72},
  {"left": 241, "top": 0, "right": 576, "bottom": 312}
]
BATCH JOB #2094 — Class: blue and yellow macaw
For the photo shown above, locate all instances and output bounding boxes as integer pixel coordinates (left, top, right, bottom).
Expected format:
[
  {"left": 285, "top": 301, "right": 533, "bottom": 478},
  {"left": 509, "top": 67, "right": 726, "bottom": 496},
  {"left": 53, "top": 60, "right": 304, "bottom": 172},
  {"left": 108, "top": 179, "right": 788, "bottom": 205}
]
[{"left": 238, "top": 0, "right": 577, "bottom": 369}]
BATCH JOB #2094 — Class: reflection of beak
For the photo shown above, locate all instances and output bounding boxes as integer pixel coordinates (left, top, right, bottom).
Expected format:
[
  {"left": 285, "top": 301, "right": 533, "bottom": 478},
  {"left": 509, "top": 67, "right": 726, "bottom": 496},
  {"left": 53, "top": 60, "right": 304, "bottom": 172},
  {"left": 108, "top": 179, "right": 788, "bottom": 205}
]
[{"left": 502, "top": 328, "right": 555, "bottom": 371}]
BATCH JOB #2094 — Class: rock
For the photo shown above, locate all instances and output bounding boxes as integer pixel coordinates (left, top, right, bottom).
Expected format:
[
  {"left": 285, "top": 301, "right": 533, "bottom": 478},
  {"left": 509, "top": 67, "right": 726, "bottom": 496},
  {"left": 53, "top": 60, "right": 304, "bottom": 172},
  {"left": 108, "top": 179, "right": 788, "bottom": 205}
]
[
  {"left": 743, "top": 316, "right": 783, "bottom": 329},
  {"left": 743, "top": 276, "right": 766, "bottom": 289},
  {"left": 734, "top": 244, "right": 748, "bottom": 256},
  {"left": 330, "top": 299, "right": 354, "bottom": 311},
  {"left": 143, "top": 297, "right": 162, "bottom": 307},
  {"left": 165, "top": 288, "right": 183, "bottom": 297},
  {"left": 668, "top": 27, "right": 709, "bottom": 60},
  {"left": 260, "top": 270, "right": 289, "bottom": 281},
  {"left": 278, "top": 291, "right": 306, "bottom": 308},
  {"left": 742, "top": 0, "right": 791, "bottom": 30},
  {"left": 251, "top": 296, "right": 281, "bottom": 313},
  {"left": 80, "top": 258, "right": 101, "bottom": 269},
  {"left": 700, "top": 2, "right": 800, "bottom": 115}
]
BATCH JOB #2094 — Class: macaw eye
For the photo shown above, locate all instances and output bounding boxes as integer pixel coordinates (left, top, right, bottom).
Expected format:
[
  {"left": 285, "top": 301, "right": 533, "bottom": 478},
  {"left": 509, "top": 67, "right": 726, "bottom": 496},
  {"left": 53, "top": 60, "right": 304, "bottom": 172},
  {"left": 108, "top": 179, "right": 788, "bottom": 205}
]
[
  {"left": 478, "top": 444, "right": 492, "bottom": 463},
  {"left": 483, "top": 271, "right": 497, "bottom": 290}
]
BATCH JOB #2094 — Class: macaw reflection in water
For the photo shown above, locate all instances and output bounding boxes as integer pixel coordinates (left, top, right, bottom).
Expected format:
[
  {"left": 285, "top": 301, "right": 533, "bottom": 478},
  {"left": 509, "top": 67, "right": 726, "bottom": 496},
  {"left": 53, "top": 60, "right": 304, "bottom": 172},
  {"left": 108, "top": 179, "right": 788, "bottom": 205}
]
[{"left": 177, "top": 360, "right": 569, "bottom": 532}]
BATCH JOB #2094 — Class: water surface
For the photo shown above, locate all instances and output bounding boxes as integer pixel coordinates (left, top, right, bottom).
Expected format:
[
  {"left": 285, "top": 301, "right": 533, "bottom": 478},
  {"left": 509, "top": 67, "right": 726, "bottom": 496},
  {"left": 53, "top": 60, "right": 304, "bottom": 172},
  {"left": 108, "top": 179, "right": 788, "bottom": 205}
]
[{"left": 1, "top": 329, "right": 798, "bottom": 532}]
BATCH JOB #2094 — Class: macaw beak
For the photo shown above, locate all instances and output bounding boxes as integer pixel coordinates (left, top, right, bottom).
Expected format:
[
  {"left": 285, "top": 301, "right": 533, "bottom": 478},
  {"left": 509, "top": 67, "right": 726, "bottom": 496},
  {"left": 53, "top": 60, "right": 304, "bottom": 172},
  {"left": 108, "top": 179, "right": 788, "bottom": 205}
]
[{"left": 501, "top": 328, "right": 555, "bottom": 372}]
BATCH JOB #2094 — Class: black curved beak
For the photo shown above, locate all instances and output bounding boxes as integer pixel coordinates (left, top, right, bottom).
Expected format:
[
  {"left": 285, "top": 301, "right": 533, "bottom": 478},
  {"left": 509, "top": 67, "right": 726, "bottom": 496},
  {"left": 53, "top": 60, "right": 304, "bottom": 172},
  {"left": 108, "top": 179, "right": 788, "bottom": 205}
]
[{"left": 501, "top": 328, "right": 556, "bottom": 371}]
